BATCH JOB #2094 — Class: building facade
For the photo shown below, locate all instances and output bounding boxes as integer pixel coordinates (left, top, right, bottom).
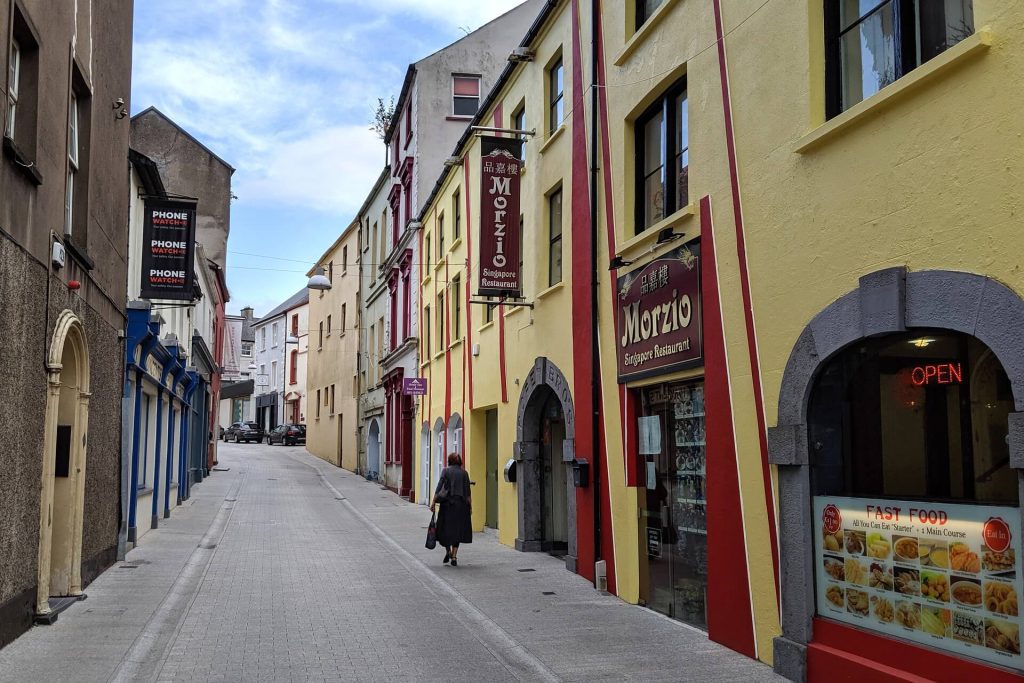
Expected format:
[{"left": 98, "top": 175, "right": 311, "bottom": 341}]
[
  {"left": 251, "top": 289, "right": 309, "bottom": 432},
  {"left": 130, "top": 107, "right": 233, "bottom": 475},
  {"left": 0, "top": 0, "right": 134, "bottom": 645},
  {"left": 307, "top": 225, "right": 360, "bottom": 470},
  {"left": 356, "top": 168, "right": 391, "bottom": 478},
  {"left": 218, "top": 306, "right": 257, "bottom": 431},
  {"left": 122, "top": 147, "right": 228, "bottom": 549},
  {"left": 380, "top": 0, "right": 542, "bottom": 499},
  {"left": 414, "top": 1, "right": 1024, "bottom": 681}
]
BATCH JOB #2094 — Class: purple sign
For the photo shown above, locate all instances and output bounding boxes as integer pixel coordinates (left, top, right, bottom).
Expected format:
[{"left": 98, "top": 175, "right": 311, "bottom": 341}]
[{"left": 402, "top": 378, "right": 427, "bottom": 395}]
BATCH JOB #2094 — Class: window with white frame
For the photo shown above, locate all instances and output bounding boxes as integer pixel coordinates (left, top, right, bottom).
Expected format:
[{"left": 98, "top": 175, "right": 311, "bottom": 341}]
[
  {"left": 548, "top": 57, "right": 564, "bottom": 134},
  {"left": 261, "top": 327, "right": 267, "bottom": 351},
  {"left": 271, "top": 361, "right": 277, "bottom": 388},
  {"left": 241, "top": 341, "right": 253, "bottom": 357},
  {"left": 272, "top": 322, "right": 279, "bottom": 347},
  {"left": 64, "top": 94, "right": 79, "bottom": 235},
  {"left": 452, "top": 75, "right": 481, "bottom": 117},
  {"left": 6, "top": 40, "right": 20, "bottom": 139}
]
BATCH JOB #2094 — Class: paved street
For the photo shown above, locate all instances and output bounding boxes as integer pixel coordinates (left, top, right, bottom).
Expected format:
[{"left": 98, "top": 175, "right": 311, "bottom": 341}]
[{"left": 0, "top": 442, "right": 780, "bottom": 682}]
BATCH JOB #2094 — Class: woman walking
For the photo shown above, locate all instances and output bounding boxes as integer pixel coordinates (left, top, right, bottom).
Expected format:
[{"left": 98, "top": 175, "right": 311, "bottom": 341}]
[{"left": 430, "top": 453, "right": 472, "bottom": 566}]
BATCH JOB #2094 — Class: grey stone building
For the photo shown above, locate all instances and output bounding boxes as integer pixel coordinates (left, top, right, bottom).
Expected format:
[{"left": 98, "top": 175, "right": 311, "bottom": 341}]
[{"left": 0, "top": 0, "right": 134, "bottom": 647}]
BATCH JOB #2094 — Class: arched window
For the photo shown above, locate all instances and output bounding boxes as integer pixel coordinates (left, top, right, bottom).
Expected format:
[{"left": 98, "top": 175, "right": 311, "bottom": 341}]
[{"left": 809, "top": 329, "right": 1016, "bottom": 504}]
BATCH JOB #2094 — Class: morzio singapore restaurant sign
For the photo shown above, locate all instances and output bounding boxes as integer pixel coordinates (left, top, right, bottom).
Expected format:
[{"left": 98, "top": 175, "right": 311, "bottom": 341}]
[
  {"left": 140, "top": 198, "right": 198, "bottom": 301},
  {"left": 477, "top": 136, "right": 523, "bottom": 297},
  {"left": 616, "top": 243, "right": 702, "bottom": 383}
]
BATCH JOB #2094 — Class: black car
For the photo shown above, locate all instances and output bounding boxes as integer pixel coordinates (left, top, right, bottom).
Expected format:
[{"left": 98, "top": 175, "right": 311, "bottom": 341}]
[
  {"left": 266, "top": 423, "right": 305, "bottom": 446},
  {"left": 223, "top": 421, "right": 264, "bottom": 443}
]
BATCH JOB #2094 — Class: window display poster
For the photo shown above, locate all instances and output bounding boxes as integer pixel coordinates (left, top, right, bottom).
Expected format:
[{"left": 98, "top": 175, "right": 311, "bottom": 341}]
[
  {"left": 638, "top": 416, "right": 662, "bottom": 455},
  {"left": 813, "top": 495, "right": 1022, "bottom": 671}
]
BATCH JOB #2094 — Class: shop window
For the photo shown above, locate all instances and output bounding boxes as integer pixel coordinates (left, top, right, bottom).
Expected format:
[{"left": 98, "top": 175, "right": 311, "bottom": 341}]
[
  {"left": 635, "top": 78, "right": 687, "bottom": 233},
  {"left": 638, "top": 380, "right": 707, "bottom": 628},
  {"left": 809, "top": 330, "right": 1021, "bottom": 670},
  {"left": 809, "top": 330, "right": 1015, "bottom": 504},
  {"left": 824, "top": 0, "right": 975, "bottom": 118},
  {"left": 452, "top": 75, "right": 480, "bottom": 117}
]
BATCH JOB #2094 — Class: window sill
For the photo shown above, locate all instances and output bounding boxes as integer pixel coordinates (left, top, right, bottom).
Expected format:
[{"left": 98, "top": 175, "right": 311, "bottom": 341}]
[
  {"left": 2, "top": 136, "right": 43, "bottom": 185},
  {"left": 613, "top": 0, "right": 680, "bottom": 66},
  {"left": 535, "top": 281, "right": 564, "bottom": 301},
  {"left": 433, "top": 350, "right": 445, "bottom": 361},
  {"left": 505, "top": 301, "right": 527, "bottom": 318},
  {"left": 63, "top": 233, "right": 96, "bottom": 271},
  {"left": 446, "top": 115, "right": 474, "bottom": 121},
  {"left": 422, "top": 273, "right": 432, "bottom": 286},
  {"left": 539, "top": 124, "right": 566, "bottom": 155},
  {"left": 617, "top": 203, "right": 695, "bottom": 262},
  {"left": 795, "top": 28, "right": 992, "bottom": 154},
  {"left": 449, "top": 337, "right": 464, "bottom": 351},
  {"left": 478, "top": 319, "right": 495, "bottom": 333},
  {"left": 448, "top": 237, "right": 463, "bottom": 253},
  {"left": 434, "top": 258, "right": 446, "bottom": 274}
]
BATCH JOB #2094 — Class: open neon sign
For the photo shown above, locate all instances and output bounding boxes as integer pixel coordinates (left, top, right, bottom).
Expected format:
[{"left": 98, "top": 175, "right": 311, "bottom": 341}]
[{"left": 909, "top": 362, "right": 963, "bottom": 386}]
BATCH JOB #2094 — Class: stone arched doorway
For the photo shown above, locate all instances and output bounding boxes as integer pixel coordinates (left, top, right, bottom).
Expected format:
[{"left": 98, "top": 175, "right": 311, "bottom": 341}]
[
  {"left": 36, "top": 310, "right": 90, "bottom": 617},
  {"left": 367, "top": 419, "right": 381, "bottom": 480},
  {"left": 769, "top": 268, "right": 1024, "bottom": 680},
  {"left": 514, "top": 357, "right": 577, "bottom": 571}
]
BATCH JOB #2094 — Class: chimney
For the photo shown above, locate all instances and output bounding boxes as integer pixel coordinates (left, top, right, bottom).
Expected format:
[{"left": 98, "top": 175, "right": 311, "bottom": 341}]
[{"left": 241, "top": 306, "right": 254, "bottom": 319}]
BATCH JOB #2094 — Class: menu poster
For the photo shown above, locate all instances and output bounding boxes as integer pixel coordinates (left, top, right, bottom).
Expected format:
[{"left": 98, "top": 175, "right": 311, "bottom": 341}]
[{"left": 813, "top": 496, "right": 1022, "bottom": 671}]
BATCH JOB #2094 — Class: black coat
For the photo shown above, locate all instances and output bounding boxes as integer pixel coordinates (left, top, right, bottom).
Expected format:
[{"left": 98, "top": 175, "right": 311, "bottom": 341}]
[{"left": 435, "top": 466, "right": 473, "bottom": 546}]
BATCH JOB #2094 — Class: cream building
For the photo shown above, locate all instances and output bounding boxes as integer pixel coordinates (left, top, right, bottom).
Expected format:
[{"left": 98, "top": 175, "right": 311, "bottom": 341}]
[{"left": 306, "top": 223, "right": 360, "bottom": 470}]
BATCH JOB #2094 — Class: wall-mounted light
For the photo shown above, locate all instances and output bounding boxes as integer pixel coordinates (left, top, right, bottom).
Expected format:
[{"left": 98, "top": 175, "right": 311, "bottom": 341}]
[
  {"left": 443, "top": 157, "right": 462, "bottom": 168},
  {"left": 908, "top": 337, "right": 936, "bottom": 348},
  {"left": 308, "top": 266, "right": 331, "bottom": 291},
  {"left": 609, "top": 256, "right": 633, "bottom": 271},
  {"left": 656, "top": 228, "right": 684, "bottom": 245},
  {"left": 508, "top": 46, "right": 535, "bottom": 63}
]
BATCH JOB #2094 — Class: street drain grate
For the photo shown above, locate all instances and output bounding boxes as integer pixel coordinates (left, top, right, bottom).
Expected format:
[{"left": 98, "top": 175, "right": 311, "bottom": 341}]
[
  {"left": 542, "top": 591, "right": 556, "bottom": 596},
  {"left": 517, "top": 568, "right": 536, "bottom": 573}
]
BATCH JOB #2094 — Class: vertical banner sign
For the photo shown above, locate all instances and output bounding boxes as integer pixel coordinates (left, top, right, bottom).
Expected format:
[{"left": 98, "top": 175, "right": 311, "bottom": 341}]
[
  {"left": 615, "top": 243, "right": 702, "bottom": 382},
  {"left": 140, "top": 198, "right": 197, "bottom": 300},
  {"left": 477, "top": 136, "right": 523, "bottom": 297}
]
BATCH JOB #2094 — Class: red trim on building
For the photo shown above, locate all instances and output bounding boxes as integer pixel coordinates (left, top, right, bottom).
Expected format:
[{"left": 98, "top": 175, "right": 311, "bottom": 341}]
[
  {"left": 444, "top": 258, "right": 452, "bottom": 422},
  {"left": 700, "top": 197, "right": 757, "bottom": 658},
  {"left": 712, "top": 0, "right": 780, "bottom": 602},
  {"left": 463, "top": 157, "right": 474, "bottom": 411},
  {"left": 808, "top": 618, "right": 1021, "bottom": 683},
  {"left": 568, "top": 0, "right": 597, "bottom": 584},
  {"left": 498, "top": 303, "right": 508, "bottom": 403}
]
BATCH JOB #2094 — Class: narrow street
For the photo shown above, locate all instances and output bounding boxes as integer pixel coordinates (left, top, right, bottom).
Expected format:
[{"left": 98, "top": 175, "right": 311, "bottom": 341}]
[{"left": 0, "top": 442, "right": 778, "bottom": 682}]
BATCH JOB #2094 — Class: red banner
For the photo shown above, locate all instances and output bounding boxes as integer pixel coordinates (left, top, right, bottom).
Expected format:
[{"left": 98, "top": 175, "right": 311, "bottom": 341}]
[
  {"left": 616, "top": 243, "right": 702, "bottom": 382},
  {"left": 477, "top": 136, "right": 522, "bottom": 297}
]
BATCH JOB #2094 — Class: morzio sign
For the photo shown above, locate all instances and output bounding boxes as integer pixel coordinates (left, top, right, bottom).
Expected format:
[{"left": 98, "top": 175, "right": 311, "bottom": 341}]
[
  {"left": 477, "top": 136, "right": 523, "bottom": 297},
  {"left": 615, "top": 243, "right": 702, "bottom": 383},
  {"left": 140, "top": 198, "right": 198, "bottom": 301}
]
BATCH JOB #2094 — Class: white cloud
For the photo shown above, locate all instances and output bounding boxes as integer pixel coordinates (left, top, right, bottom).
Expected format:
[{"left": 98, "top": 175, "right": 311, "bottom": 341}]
[{"left": 234, "top": 125, "right": 386, "bottom": 215}]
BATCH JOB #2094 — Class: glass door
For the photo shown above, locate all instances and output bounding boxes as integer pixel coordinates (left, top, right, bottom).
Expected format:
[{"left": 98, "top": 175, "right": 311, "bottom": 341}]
[{"left": 640, "top": 380, "right": 708, "bottom": 628}]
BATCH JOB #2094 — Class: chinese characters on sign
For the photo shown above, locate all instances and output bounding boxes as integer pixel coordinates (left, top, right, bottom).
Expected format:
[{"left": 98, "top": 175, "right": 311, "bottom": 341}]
[
  {"left": 814, "top": 495, "right": 1023, "bottom": 670},
  {"left": 477, "top": 136, "right": 523, "bottom": 297},
  {"left": 615, "top": 243, "right": 702, "bottom": 382},
  {"left": 139, "top": 198, "right": 198, "bottom": 300}
]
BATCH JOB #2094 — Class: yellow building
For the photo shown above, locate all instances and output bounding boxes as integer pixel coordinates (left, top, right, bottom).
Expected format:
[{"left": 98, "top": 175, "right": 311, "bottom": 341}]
[
  {"left": 417, "top": 1, "right": 1024, "bottom": 681},
  {"left": 306, "top": 223, "right": 361, "bottom": 471}
]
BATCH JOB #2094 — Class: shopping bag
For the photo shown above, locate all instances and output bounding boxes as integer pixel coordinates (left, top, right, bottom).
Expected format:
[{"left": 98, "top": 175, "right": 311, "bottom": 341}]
[{"left": 425, "top": 512, "right": 437, "bottom": 550}]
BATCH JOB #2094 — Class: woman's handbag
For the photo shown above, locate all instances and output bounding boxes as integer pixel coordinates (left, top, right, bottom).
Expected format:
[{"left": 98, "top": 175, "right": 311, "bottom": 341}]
[
  {"left": 425, "top": 512, "right": 437, "bottom": 550},
  {"left": 435, "top": 475, "right": 450, "bottom": 503}
]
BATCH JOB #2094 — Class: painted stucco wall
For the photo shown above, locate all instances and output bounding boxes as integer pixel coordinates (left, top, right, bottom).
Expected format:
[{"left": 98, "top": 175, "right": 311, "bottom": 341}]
[
  {"left": 306, "top": 226, "right": 361, "bottom": 470},
  {"left": 416, "top": 0, "right": 577, "bottom": 549}
]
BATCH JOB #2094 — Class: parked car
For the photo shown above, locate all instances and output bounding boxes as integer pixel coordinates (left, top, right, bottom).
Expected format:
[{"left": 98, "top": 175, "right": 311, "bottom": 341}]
[
  {"left": 266, "top": 423, "right": 306, "bottom": 446},
  {"left": 223, "top": 422, "right": 264, "bottom": 443}
]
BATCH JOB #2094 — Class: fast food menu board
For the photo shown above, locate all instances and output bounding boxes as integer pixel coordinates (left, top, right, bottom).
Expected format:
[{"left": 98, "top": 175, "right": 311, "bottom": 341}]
[{"left": 813, "top": 496, "right": 1022, "bottom": 672}]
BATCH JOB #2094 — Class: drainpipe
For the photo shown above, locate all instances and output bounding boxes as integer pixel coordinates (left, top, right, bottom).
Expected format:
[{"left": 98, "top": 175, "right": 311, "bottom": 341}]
[{"left": 589, "top": 0, "right": 603, "bottom": 577}]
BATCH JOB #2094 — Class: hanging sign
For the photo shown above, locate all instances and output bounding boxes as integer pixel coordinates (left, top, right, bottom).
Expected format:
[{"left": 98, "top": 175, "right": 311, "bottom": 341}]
[
  {"left": 615, "top": 243, "right": 702, "bottom": 383},
  {"left": 813, "top": 495, "right": 1023, "bottom": 670},
  {"left": 477, "top": 136, "right": 523, "bottom": 297},
  {"left": 140, "top": 198, "right": 198, "bottom": 300}
]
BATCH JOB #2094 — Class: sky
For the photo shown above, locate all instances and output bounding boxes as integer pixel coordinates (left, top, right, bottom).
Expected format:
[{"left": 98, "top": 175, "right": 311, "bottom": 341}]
[{"left": 131, "top": 0, "right": 526, "bottom": 317}]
